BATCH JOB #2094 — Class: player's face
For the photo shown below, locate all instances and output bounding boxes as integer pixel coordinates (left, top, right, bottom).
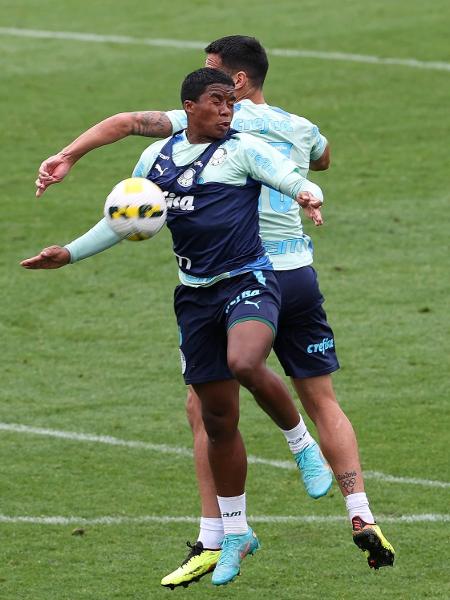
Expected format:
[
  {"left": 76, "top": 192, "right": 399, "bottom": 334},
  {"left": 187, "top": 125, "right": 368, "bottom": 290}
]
[{"left": 185, "top": 83, "right": 236, "bottom": 142}]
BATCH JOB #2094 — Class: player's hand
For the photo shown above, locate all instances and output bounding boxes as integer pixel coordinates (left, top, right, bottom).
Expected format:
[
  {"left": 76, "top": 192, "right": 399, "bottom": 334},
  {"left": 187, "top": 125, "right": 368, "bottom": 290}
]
[
  {"left": 35, "top": 153, "right": 75, "bottom": 197},
  {"left": 20, "top": 246, "right": 71, "bottom": 269},
  {"left": 296, "top": 191, "right": 324, "bottom": 226}
]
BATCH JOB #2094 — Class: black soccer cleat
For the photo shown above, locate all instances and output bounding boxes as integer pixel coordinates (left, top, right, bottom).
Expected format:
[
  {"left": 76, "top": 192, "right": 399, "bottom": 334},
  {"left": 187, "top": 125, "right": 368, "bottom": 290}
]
[{"left": 352, "top": 516, "right": 395, "bottom": 569}]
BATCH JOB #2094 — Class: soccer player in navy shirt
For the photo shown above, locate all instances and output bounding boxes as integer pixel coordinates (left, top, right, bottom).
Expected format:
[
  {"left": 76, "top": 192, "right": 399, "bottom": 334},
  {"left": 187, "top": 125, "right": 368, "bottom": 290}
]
[{"left": 22, "top": 67, "right": 326, "bottom": 586}]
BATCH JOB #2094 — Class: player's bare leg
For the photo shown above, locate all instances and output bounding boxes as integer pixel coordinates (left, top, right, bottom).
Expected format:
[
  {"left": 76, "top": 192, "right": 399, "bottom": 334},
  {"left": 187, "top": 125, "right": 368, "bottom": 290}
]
[
  {"left": 186, "top": 388, "right": 222, "bottom": 519},
  {"left": 161, "top": 377, "right": 330, "bottom": 588},
  {"left": 227, "top": 320, "right": 302, "bottom": 430},
  {"left": 192, "top": 379, "right": 245, "bottom": 497},
  {"left": 192, "top": 379, "right": 260, "bottom": 586},
  {"left": 161, "top": 381, "right": 241, "bottom": 590},
  {"left": 293, "top": 375, "right": 364, "bottom": 497},
  {"left": 293, "top": 374, "right": 395, "bottom": 569},
  {"left": 227, "top": 319, "right": 332, "bottom": 498}
]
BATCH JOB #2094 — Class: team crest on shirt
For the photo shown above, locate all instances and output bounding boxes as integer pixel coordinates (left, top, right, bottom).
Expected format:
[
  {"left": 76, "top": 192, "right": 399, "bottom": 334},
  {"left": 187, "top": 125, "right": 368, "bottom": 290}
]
[
  {"left": 177, "top": 168, "right": 196, "bottom": 188},
  {"left": 210, "top": 148, "right": 227, "bottom": 166}
]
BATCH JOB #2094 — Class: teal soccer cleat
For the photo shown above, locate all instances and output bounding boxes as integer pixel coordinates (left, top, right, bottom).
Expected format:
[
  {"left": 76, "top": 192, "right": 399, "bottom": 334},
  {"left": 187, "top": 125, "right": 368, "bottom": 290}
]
[
  {"left": 211, "top": 527, "right": 260, "bottom": 586},
  {"left": 295, "top": 441, "right": 332, "bottom": 499}
]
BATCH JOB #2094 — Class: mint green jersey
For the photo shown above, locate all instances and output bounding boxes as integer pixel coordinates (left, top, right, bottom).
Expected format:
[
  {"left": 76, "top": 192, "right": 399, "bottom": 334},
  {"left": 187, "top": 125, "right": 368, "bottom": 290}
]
[{"left": 166, "top": 99, "right": 327, "bottom": 270}]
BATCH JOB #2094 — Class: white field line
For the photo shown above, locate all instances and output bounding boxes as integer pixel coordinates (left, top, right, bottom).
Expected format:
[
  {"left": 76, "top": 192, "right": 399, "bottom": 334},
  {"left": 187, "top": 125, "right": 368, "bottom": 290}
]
[
  {"left": 1, "top": 422, "right": 449, "bottom": 489},
  {"left": 0, "top": 422, "right": 193, "bottom": 458},
  {"left": 1, "top": 27, "right": 449, "bottom": 73},
  {"left": 0, "top": 513, "right": 448, "bottom": 526}
]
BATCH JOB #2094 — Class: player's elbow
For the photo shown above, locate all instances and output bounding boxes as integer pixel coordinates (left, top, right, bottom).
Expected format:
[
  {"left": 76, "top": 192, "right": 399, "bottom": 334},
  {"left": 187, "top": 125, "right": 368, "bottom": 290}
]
[
  {"left": 113, "top": 112, "right": 137, "bottom": 136},
  {"left": 310, "top": 146, "right": 331, "bottom": 171}
]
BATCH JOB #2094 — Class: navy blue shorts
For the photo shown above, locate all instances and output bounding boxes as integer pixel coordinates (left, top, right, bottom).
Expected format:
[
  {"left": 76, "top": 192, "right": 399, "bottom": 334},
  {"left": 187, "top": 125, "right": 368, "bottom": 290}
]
[
  {"left": 174, "top": 270, "right": 281, "bottom": 384},
  {"left": 273, "top": 266, "right": 340, "bottom": 379}
]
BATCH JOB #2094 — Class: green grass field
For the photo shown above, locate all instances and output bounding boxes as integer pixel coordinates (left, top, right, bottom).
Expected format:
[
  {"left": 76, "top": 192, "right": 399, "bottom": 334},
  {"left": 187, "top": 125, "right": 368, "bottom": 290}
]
[{"left": 1, "top": 1, "right": 449, "bottom": 598}]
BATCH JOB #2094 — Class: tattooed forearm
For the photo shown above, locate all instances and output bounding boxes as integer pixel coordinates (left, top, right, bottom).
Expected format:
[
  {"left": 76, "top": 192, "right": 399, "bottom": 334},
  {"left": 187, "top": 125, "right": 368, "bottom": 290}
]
[
  {"left": 337, "top": 471, "right": 357, "bottom": 494},
  {"left": 131, "top": 111, "right": 172, "bottom": 138}
]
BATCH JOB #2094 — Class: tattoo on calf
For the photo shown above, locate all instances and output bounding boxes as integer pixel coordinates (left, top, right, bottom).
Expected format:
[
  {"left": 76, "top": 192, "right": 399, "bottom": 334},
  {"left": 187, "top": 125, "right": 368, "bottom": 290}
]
[
  {"left": 337, "top": 471, "right": 357, "bottom": 494},
  {"left": 132, "top": 111, "right": 172, "bottom": 137}
]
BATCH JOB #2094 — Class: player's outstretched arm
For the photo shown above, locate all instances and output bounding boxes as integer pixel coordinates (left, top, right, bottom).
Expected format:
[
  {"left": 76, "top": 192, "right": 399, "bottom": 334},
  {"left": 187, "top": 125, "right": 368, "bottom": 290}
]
[
  {"left": 20, "top": 246, "right": 70, "bottom": 269},
  {"left": 36, "top": 111, "right": 173, "bottom": 197},
  {"left": 21, "top": 218, "right": 124, "bottom": 271}
]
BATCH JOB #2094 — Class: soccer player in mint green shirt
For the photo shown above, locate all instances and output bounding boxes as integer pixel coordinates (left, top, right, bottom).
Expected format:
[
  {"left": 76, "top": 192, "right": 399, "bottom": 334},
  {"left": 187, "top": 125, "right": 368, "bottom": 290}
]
[
  {"left": 33, "top": 35, "right": 395, "bottom": 586},
  {"left": 164, "top": 99, "right": 325, "bottom": 272}
]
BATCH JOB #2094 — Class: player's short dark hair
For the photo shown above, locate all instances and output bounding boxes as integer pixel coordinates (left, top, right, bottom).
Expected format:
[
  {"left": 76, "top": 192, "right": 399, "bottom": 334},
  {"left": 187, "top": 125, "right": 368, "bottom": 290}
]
[
  {"left": 180, "top": 67, "right": 234, "bottom": 103},
  {"left": 204, "top": 35, "right": 269, "bottom": 88}
]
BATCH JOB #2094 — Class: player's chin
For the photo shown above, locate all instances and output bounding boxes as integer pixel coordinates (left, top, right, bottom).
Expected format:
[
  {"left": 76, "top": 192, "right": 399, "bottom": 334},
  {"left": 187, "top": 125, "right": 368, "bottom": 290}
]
[{"left": 216, "top": 122, "right": 231, "bottom": 135}]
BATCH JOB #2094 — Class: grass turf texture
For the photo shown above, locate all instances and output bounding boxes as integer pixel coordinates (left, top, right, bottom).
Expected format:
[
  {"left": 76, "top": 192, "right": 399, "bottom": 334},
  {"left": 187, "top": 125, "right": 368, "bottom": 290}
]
[{"left": 1, "top": 1, "right": 449, "bottom": 598}]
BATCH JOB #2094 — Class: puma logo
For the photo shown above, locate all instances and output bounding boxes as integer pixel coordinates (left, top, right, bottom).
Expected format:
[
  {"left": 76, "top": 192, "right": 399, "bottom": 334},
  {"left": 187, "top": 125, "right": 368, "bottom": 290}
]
[
  {"left": 244, "top": 300, "right": 261, "bottom": 309},
  {"left": 154, "top": 163, "right": 168, "bottom": 176}
]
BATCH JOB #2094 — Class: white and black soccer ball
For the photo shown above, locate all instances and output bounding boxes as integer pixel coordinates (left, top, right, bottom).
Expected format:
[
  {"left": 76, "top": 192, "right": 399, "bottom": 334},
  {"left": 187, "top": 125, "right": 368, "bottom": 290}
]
[{"left": 104, "top": 177, "right": 167, "bottom": 241}]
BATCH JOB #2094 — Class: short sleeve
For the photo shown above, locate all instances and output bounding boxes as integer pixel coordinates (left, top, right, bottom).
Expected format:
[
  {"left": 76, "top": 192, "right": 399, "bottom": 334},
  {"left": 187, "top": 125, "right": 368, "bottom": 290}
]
[
  {"left": 309, "top": 124, "right": 328, "bottom": 161},
  {"left": 132, "top": 140, "right": 167, "bottom": 177},
  {"left": 165, "top": 109, "right": 188, "bottom": 133}
]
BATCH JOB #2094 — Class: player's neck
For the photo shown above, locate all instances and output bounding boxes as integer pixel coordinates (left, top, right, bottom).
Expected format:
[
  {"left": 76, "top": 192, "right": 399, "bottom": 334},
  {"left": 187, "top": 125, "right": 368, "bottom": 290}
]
[
  {"left": 238, "top": 84, "right": 266, "bottom": 105},
  {"left": 185, "top": 129, "right": 219, "bottom": 144}
]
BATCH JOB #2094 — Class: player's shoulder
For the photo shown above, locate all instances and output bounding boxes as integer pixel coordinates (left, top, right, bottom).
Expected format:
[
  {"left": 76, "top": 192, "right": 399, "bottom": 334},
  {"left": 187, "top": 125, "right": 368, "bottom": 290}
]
[
  {"left": 135, "top": 137, "right": 171, "bottom": 173},
  {"left": 229, "top": 131, "right": 266, "bottom": 150},
  {"left": 165, "top": 108, "right": 187, "bottom": 132},
  {"left": 265, "top": 103, "right": 294, "bottom": 118},
  {"left": 140, "top": 136, "right": 171, "bottom": 156},
  {"left": 280, "top": 109, "right": 317, "bottom": 132},
  {"left": 259, "top": 101, "right": 320, "bottom": 134},
  {"left": 292, "top": 115, "right": 322, "bottom": 143},
  {"left": 165, "top": 108, "right": 185, "bottom": 119}
]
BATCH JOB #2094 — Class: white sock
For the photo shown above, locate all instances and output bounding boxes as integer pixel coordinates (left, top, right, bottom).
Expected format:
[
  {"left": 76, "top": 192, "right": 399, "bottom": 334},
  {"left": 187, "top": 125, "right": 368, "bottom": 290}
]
[
  {"left": 217, "top": 493, "right": 248, "bottom": 535},
  {"left": 197, "top": 517, "right": 223, "bottom": 549},
  {"left": 345, "top": 492, "right": 375, "bottom": 524},
  {"left": 282, "top": 415, "right": 314, "bottom": 454}
]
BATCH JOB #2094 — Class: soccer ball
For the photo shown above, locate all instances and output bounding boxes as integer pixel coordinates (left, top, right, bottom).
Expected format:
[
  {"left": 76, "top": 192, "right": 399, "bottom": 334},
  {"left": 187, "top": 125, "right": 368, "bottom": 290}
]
[{"left": 104, "top": 177, "right": 167, "bottom": 241}]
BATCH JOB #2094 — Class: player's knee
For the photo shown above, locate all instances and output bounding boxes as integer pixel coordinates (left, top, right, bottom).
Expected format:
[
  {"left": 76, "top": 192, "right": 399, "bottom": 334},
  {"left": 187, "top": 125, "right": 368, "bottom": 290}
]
[
  {"left": 202, "top": 409, "right": 239, "bottom": 443},
  {"left": 295, "top": 376, "right": 344, "bottom": 422},
  {"left": 228, "top": 354, "right": 261, "bottom": 388}
]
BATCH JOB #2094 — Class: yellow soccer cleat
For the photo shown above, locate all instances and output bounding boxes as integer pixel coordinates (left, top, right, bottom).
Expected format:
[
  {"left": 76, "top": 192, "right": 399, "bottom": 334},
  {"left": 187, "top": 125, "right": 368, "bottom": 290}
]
[
  {"left": 160, "top": 541, "right": 220, "bottom": 589},
  {"left": 352, "top": 516, "right": 395, "bottom": 569}
]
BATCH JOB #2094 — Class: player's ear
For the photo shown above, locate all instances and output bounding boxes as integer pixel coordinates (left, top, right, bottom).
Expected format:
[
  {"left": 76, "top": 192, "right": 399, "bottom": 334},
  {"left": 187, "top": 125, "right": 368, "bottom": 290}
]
[
  {"left": 233, "top": 71, "right": 247, "bottom": 90},
  {"left": 183, "top": 99, "right": 195, "bottom": 115}
]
